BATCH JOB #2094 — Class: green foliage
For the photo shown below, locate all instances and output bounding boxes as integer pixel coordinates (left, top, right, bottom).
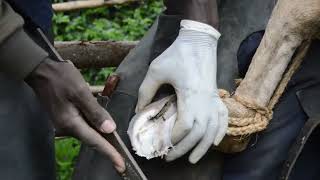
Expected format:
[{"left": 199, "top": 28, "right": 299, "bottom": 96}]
[
  {"left": 55, "top": 138, "right": 81, "bottom": 180},
  {"left": 53, "top": 1, "right": 163, "bottom": 41},
  {"left": 82, "top": 67, "right": 116, "bottom": 85},
  {"left": 53, "top": 1, "right": 164, "bottom": 180},
  {"left": 53, "top": 0, "right": 163, "bottom": 85}
]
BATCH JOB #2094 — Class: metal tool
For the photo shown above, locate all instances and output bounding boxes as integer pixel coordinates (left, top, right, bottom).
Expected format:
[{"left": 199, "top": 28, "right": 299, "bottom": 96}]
[
  {"left": 98, "top": 75, "right": 148, "bottom": 180},
  {"left": 37, "top": 28, "right": 66, "bottom": 62},
  {"left": 37, "top": 28, "right": 147, "bottom": 179}
]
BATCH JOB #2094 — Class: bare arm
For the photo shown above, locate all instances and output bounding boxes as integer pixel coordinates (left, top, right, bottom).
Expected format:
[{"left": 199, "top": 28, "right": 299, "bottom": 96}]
[{"left": 163, "top": 0, "right": 219, "bottom": 28}]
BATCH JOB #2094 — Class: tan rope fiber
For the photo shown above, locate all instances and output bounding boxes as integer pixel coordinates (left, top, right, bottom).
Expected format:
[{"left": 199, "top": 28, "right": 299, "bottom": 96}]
[{"left": 222, "top": 40, "right": 311, "bottom": 136}]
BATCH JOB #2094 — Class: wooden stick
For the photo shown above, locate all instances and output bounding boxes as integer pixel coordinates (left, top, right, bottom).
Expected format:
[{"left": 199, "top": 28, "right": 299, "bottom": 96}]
[
  {"left": 54, "top": 41, "right": 138, "bottom": 69},
  {"left": 53, "top": 0, "right": 138, "bottom": 12}
]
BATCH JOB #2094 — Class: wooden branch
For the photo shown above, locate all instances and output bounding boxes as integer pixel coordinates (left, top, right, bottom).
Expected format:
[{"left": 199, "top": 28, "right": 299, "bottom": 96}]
[
  {"left": 53, "top": 0, "right": 138, "bottom": 12},
  {"left": 55, "top": 41, "right": 138, "bottom": 69}
]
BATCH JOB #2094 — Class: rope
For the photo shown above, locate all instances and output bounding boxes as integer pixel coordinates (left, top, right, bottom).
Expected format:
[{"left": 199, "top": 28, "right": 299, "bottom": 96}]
[{"left": 223, "top": 41, "right": 311, "bottom": 136}]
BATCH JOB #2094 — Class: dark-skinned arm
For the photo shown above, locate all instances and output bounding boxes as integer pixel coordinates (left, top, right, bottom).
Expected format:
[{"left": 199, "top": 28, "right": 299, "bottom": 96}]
[
  {"left": 0, "top": 0, "right": 125, "bottom": 173},
  {"left": 163, "top": 0, "right": 219, "bottom": 28}
]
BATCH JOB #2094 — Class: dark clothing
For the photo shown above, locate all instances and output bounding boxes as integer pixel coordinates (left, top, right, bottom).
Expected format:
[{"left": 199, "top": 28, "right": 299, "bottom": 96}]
[
  {"left": 0, "top": 74, "right": 55, "bottom": 180},
  {"left": 0, "top": 0, "right": 55, "bottom": 180},
  {"left": 0, "top": 0, "right": 48, "bottom": 80},
  {"left": 6, "top": 0, "right": 53, "bottom": 37},
  {"left": 237, "top": 30, "right": 265, "bottom": 78}
]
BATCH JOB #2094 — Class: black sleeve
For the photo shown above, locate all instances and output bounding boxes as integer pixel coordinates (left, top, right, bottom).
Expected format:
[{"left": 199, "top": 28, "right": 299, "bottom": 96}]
[{"left": 0, "top": 0, "right": 48, "bottom": 80}]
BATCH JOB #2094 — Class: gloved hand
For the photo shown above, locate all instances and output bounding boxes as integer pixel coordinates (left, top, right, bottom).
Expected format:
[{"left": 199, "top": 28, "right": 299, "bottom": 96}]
[
  {"left": 135, "top": 20, "right": 228, "bottom": 164},
  {"left": 25, "top": 58, "right": 125, "bottom": 173}
]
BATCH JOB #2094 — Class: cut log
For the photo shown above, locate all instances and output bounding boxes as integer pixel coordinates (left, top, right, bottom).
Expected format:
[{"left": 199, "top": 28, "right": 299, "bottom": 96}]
[
  {"left": 53, "top": 0, "right": 138, "bottom": 12},
  {"left": 55, "top": 41, "right": 138, "bottom": 68}
]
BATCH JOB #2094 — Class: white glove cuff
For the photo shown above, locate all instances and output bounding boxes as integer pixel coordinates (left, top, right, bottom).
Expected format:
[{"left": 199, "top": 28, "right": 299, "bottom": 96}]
[{"left": 180, "top": 20, "right": 221, "bottom": 40}]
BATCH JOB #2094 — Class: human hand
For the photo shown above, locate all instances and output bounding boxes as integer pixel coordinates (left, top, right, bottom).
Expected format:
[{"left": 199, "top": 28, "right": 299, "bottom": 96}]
[
  {"left": 135, "top": 20, "right": 228, "bottom": 164},
  {"left": 25, "top": 58, "right": 125, "bottom": 173}
]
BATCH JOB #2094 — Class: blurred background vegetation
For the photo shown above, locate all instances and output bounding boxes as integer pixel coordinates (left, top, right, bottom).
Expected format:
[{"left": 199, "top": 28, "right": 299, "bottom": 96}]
[{"left": 53, "top": 1, "right": 164, "bottom": 179}]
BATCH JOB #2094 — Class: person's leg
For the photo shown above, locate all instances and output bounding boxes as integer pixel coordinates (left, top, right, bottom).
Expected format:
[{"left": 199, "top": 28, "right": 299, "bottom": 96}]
[{"left": 0, "top": 75, "right": 55, "bottom": 180}]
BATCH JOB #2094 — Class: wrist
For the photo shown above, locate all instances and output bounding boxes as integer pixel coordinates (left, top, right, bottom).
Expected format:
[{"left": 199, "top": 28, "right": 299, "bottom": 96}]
[
  {"left": 164, "top": 0, "right": 219, "bottom": 28},
  {"left": 25, "top": 58, "right": 55, "bottom": 87},
  {"left": 177, "top": 20, "right": 221, "bottom": 47},
  {"left": 180, "top": 20, "right": 221, "bottom": 39}
]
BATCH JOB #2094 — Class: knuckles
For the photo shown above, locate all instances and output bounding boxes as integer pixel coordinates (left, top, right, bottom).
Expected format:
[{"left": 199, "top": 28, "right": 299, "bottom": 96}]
[
  {"left": 138, "top": 85, "right": 146, "bottom": 96},
  {"left": 219, "top": 104, "right": 229, "bottom": 116},
  {"left": 174, "top": 116, "right": 194, "bottom": 136},
  {"left": 55, "top": 117, "right": 78, "bottom": 134},
  {"left": 73, "top": 83, "right": 90, "bottom": 98},
  {"left": 215, "top": 98, "right": 228, "bottom": 114},
  {"left": 179, "top": 121, "right": 193, "bottom": 134},
  {"left": 55, "top": 109, "right": 82, "bottom": 134},
  {"left": 148, "top": 62, "right": 162, "bottom": 75}
]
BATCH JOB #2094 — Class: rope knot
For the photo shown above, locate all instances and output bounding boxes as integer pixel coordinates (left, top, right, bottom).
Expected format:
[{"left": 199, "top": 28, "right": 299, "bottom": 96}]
[{"left": 218, "top": 89, "right": 273, "bottom": 136}]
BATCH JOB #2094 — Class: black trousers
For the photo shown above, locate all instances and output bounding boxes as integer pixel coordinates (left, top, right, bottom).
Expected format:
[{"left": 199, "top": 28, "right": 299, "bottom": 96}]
[{"left": 0, "top": 75, "right": 55, "bottom": 180}]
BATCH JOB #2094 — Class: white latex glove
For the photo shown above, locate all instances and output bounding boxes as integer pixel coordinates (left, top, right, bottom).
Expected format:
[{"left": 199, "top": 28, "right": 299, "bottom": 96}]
[{"left": 135, "top": 20, "right": 228, "bottom": 164}]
